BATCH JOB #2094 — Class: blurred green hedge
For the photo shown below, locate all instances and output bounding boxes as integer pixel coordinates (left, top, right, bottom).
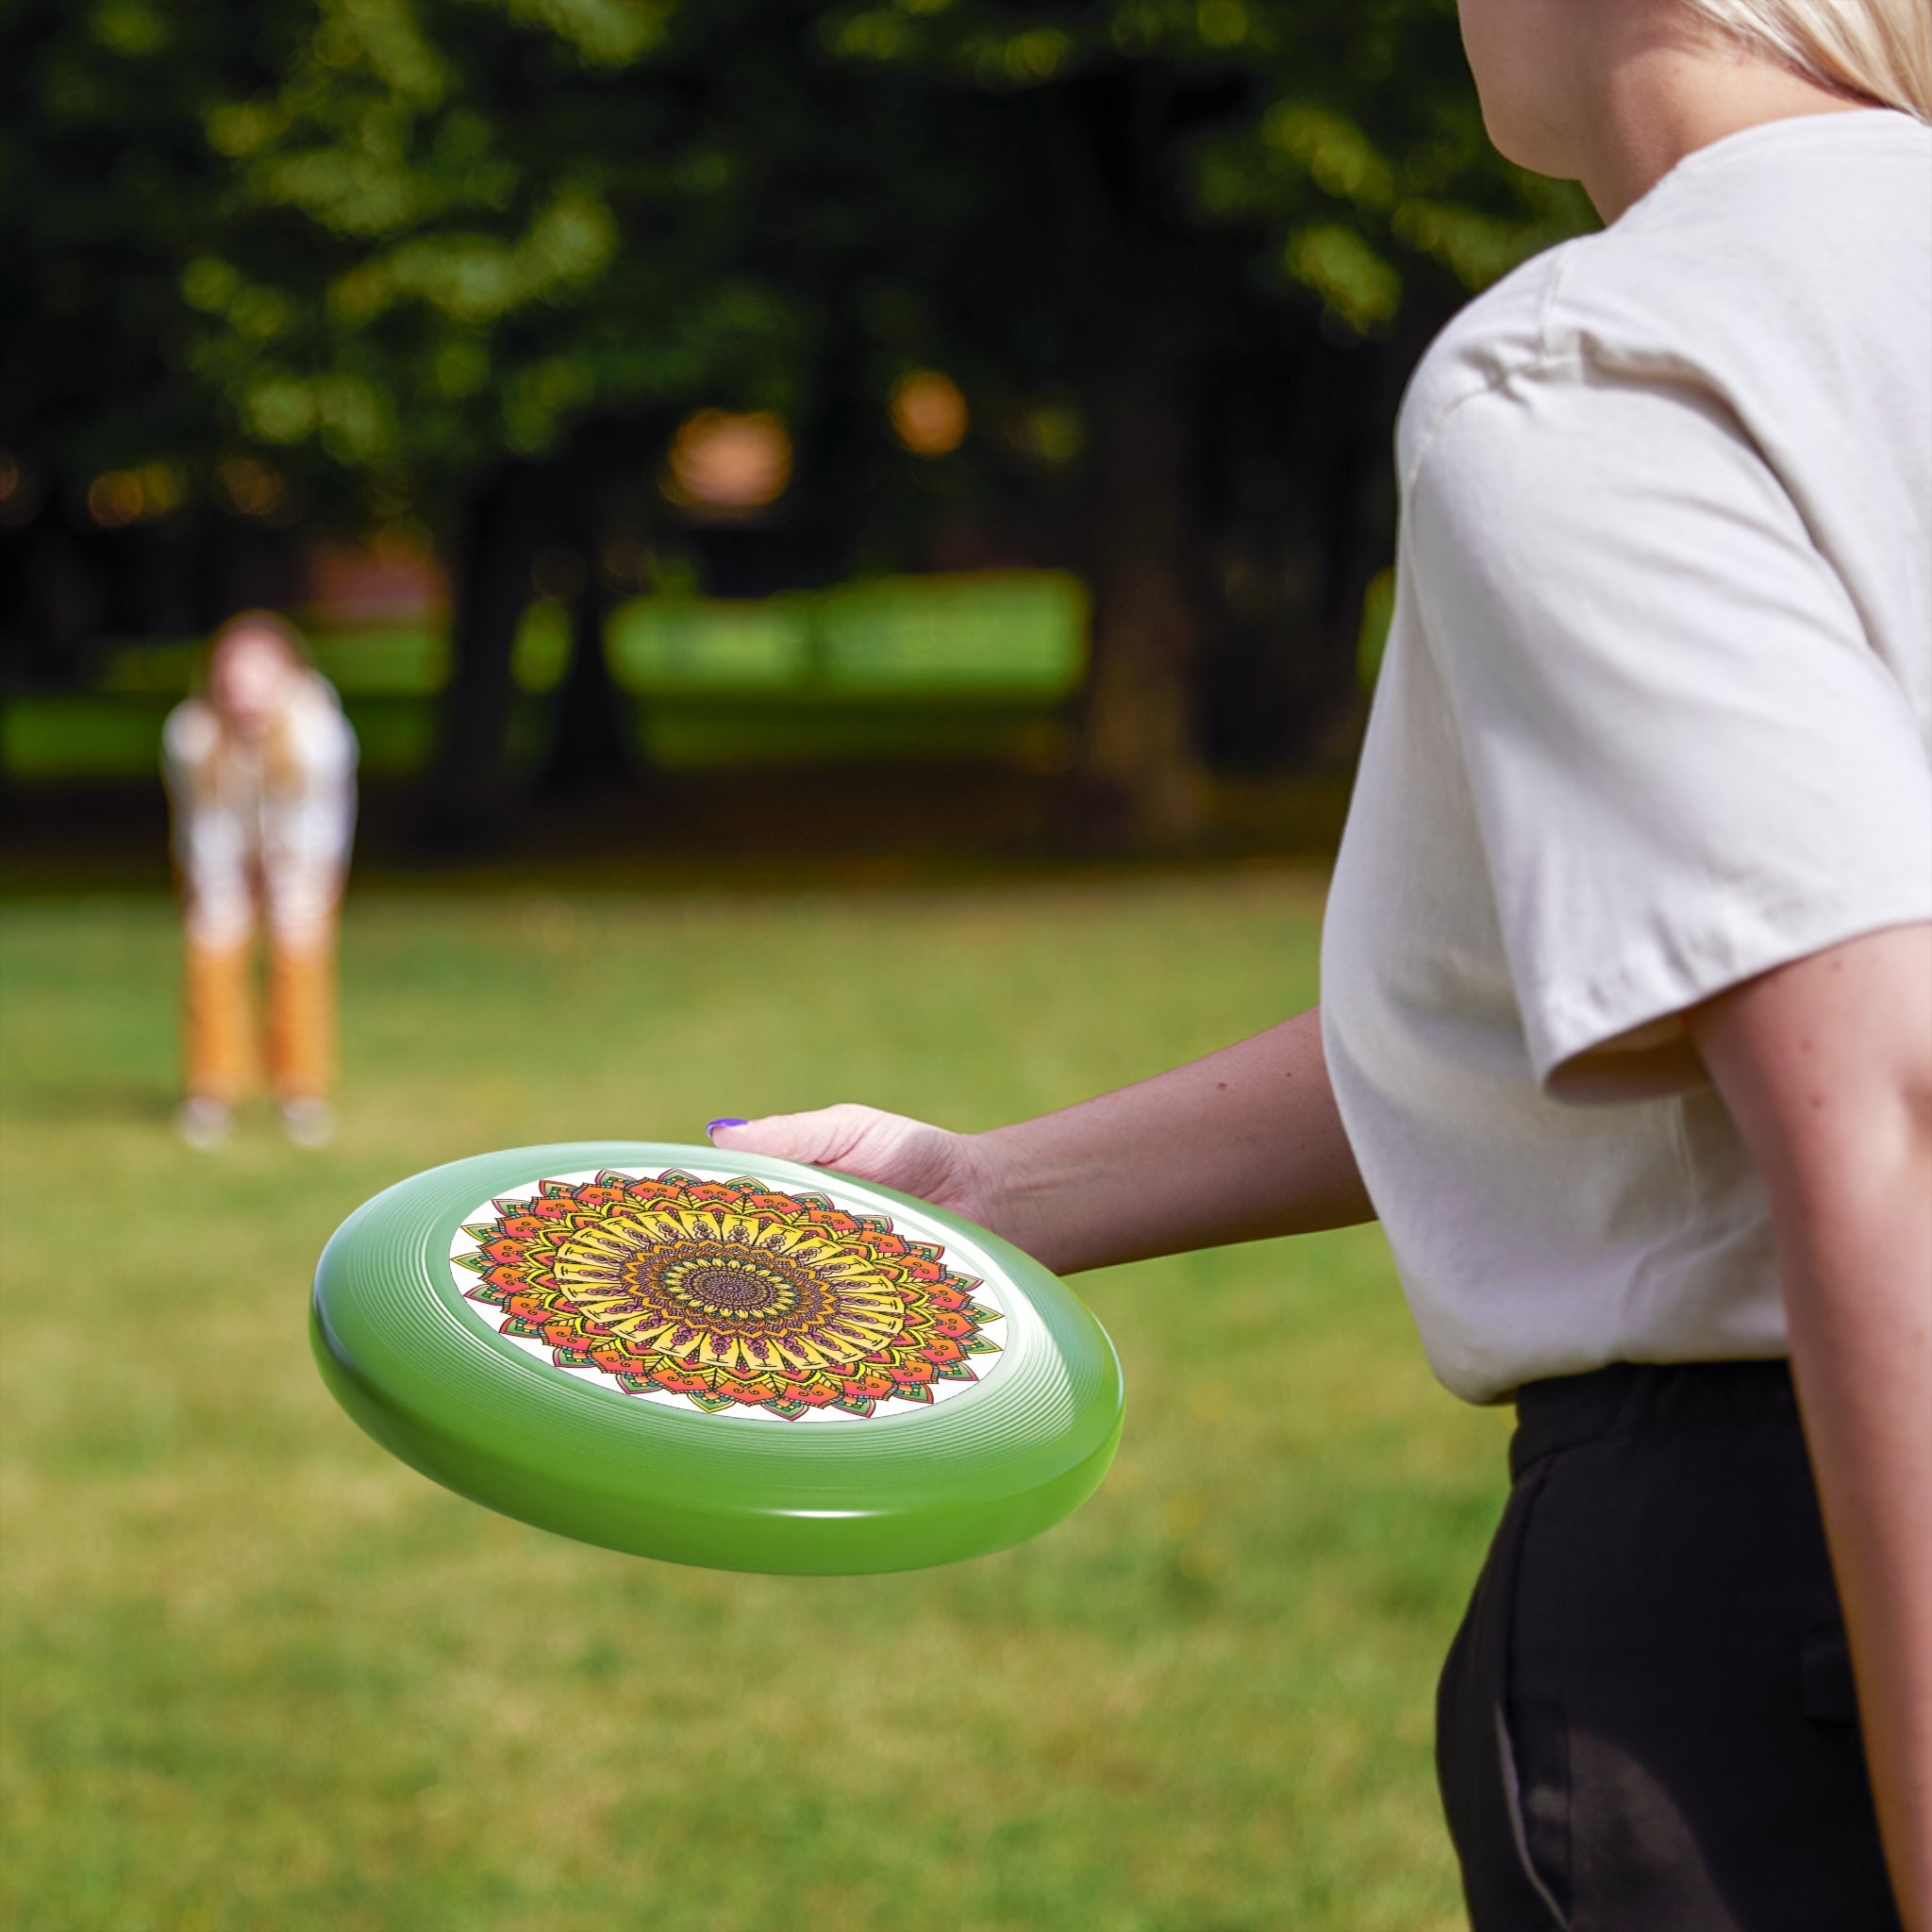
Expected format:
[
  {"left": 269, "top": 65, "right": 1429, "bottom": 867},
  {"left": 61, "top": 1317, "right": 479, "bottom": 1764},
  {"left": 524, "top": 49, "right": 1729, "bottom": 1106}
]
[{"left": 3, "top": 572, "right": 1088, "bottom": 779}]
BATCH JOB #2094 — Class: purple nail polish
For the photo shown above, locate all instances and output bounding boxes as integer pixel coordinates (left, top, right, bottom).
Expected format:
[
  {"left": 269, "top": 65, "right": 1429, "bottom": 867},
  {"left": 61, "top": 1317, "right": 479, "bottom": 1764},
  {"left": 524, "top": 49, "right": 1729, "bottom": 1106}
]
[{"left": 707, "top": 1118, "right": 748, "bottom": 1136}]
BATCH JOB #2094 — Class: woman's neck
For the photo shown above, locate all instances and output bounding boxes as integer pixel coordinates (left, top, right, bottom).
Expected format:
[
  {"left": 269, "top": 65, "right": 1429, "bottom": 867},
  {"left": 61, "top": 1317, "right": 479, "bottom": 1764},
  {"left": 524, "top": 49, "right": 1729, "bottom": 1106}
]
[{"left": 1574, "top": 16, "right": 1875, "bottom": 223}]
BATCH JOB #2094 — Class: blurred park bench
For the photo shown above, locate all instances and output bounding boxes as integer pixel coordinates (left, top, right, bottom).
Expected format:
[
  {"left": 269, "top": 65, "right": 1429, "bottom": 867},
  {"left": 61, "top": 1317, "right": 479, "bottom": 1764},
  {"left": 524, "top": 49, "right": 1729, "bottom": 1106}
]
[{"left": 1, "top": 571, "right": 1088, "bottom": 782}]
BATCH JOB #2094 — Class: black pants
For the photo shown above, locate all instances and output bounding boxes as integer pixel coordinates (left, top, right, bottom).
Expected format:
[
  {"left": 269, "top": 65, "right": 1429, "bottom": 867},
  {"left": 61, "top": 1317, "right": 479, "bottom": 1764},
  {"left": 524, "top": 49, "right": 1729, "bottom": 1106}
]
[{"left": 1436, "top": 1360, "right": 1900, "bottom": 1932}]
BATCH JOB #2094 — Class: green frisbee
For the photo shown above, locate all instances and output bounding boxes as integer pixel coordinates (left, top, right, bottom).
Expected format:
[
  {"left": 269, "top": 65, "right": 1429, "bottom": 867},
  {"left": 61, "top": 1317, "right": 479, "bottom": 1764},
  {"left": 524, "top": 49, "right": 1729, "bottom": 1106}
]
[{"left": 311, "top": 1141, "right": 1124, "bottom": 1574}]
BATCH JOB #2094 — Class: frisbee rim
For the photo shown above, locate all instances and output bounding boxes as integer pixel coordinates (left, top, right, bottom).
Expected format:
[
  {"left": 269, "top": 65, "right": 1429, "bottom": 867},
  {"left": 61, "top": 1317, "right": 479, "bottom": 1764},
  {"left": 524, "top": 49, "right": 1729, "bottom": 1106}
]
[{"left": 311, "top": 1141, "right": 1124, "bottom": 1573}]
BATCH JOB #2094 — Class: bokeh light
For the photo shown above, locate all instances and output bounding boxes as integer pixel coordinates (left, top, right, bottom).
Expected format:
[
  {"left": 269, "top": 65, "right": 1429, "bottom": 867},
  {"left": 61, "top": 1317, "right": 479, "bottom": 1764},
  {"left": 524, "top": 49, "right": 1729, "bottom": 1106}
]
[
  {"left": 213, "top": 456, "right": 291, "bottom": 521},
  {"left": 662, "top": 409, "right": 792, "bottom": 514},
  {"left": 86, "top": 471, "right": 146, "bottom": 528},
  {"left": 87, "top": 462, "right": 187, "bottom": 526},
  {"left": 1008, "top": 401, "right": 1085, "bottom": 468},
  {"left": 890, "top": 371, "right": 969, "bottom": 458}
]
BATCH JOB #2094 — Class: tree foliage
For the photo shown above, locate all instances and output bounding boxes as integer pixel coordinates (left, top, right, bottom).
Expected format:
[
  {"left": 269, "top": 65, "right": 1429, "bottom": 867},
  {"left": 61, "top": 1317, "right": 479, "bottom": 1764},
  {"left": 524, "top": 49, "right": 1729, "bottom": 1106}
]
[{"left": 4, "top": 0, "right": 1593, "bottom": 838}]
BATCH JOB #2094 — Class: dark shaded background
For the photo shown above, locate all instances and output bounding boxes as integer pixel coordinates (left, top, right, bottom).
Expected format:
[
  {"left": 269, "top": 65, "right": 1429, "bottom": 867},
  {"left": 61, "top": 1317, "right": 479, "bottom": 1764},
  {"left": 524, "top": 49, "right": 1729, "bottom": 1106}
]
[{"left": 1, "top": 0, "right": 1592, "bottom": 874}]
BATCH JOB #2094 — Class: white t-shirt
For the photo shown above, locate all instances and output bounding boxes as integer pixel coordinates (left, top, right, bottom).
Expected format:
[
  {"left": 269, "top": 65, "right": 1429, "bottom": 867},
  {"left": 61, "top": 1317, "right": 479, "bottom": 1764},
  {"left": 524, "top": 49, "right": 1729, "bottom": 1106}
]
[
  {"left": 1322, "top": 109, "right": 1932, "bottom": 1405},
  {"left": 164, "top": 672, "right": 358, "bottom": 950}
]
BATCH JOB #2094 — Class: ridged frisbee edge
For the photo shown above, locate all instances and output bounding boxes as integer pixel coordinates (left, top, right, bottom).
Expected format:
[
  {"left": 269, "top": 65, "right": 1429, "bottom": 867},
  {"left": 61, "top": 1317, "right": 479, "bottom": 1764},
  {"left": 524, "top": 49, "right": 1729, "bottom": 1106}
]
[
  {"left": 310, "top": 1141, "right": 1125, "bottom": 1573},
  {"left": 313, "top": 1303, "right": 1121, "bottom": 1574}
]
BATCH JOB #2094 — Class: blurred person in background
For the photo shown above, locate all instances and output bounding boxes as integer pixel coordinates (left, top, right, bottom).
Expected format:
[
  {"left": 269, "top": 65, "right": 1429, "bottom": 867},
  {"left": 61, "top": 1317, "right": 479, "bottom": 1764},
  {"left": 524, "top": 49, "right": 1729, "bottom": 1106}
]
[
  {"left": 163, "top": 611, "right": 358, "bottom": 1151},
  {"left": 709, "top": 0, "right": 1932, "bottom": 1926}
]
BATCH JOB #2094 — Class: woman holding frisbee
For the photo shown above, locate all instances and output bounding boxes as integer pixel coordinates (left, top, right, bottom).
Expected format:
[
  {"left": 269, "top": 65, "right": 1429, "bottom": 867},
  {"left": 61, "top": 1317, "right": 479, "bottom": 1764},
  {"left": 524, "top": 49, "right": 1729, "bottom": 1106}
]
[
  {"left": 710, "top": 1, "right": 1932, "bottom": 1924},
  {"left": 164, "top": 611, "right": 358, "bottom": 1150}
]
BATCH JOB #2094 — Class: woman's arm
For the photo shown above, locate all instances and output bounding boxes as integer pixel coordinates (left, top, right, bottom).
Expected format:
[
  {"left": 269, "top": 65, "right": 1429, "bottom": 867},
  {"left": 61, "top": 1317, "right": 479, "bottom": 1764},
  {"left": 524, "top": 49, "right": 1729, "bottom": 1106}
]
[
  {"left": 1689, "top": 923, "right": 1932, "bottom": 1932},
  {"left": 709, "top": 1005, "right": 1374, "bottom": 1275}
]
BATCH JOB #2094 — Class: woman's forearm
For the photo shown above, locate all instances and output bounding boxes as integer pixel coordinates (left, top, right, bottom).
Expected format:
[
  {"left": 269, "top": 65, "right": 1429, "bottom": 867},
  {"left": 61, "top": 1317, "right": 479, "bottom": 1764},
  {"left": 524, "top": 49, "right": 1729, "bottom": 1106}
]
[{"left": 968, "top": 1005, "right": 1374, "bottom": 1275}]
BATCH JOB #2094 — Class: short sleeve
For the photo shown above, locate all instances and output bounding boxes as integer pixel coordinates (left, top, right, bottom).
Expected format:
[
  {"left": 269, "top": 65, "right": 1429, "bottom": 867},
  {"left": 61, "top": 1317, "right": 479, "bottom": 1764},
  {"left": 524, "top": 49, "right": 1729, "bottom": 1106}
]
[
  {"left": 288, "top": 675, "right": 358, "bottom": 780},
  {"left": 1408, "top": 364, "right": 1932, "bottom": 1097},
  {"left": 161, "top": 699, "right": 218, "bottom": 784}
]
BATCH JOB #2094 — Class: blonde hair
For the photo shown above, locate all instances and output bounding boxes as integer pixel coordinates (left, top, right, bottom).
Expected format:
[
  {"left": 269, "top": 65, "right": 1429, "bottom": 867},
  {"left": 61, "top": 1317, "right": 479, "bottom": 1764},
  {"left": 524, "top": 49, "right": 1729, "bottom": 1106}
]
[{"left": 1682, "top": 0, "right": 1932, "bottom": 120}]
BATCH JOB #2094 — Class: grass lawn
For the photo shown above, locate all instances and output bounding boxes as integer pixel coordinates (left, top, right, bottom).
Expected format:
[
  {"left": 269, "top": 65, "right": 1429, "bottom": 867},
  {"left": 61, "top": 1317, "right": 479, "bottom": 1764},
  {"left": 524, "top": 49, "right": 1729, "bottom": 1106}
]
[{"left": 0, "top": 874, "right": 1507, "bottom": 1932}]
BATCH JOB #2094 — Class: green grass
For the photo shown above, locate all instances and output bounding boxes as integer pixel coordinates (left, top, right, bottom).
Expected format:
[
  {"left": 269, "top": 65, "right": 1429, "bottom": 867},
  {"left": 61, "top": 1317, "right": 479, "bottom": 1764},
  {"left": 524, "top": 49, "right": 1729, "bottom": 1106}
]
[{"left": 0, "top": 875, "right": 1506, "bottom": 1931}]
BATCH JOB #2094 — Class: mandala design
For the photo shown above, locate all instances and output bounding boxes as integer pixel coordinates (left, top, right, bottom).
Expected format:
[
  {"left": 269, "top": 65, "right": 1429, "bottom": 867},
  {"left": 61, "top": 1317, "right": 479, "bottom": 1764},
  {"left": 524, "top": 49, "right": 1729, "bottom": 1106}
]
[{"left": 451, "top": 1170, "right": 1003, "bottom": 1421}]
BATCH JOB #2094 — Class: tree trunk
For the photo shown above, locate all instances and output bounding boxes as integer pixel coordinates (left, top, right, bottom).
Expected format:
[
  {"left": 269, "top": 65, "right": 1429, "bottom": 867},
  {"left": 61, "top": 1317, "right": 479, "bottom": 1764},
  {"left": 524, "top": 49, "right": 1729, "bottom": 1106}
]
[
  {"left": 1295, "top": 293, "right": 1459, "bottom": 758},
  {"left": 1079, "top": 361, "right": 1206, "bottom": 843},
  {"left": 417, "top": 461, "right": 541, "bottom": 858},
  {"left": 541, "top": 554, "right": 633, "bottom": 798},
  {"left": 541, "top": 418, "right": 658, "bottom": 799},
  {"left": 12, "top": 508, "right": 107, "bottom": 687},
  {"left": 1044, "top": 75, "right": 1210, "bottom": 847}
]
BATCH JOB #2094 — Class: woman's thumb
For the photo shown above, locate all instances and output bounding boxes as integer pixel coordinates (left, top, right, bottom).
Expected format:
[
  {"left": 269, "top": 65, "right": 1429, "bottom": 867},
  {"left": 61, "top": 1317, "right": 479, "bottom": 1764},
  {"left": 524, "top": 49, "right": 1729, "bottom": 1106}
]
[
  {"left": 706, "top": 1107, "right": 860, "bottom": 1168},
  {"left": 705, "top": 1105, "right": 970, "bottom": 1208}
]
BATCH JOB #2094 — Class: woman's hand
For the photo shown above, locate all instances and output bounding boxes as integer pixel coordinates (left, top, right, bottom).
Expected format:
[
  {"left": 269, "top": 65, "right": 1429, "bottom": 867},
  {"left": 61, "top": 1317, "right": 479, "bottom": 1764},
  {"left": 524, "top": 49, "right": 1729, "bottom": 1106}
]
[
  {"left": 706, "top": 1007, "right": 1373, "bottom": 1276},
  {"left": 708, "top": 1106, "right": 1009, "bottom": 1231}
]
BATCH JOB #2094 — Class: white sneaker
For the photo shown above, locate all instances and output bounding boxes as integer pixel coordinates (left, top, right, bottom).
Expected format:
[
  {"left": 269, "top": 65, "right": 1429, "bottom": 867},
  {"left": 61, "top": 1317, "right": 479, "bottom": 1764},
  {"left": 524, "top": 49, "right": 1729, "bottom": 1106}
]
[
  {"left": 280, "top": 1097, "right": 337, "bottom": 1149},
  {"left": 175, "top": 1096, "right": 233, "bottom": 1151}
]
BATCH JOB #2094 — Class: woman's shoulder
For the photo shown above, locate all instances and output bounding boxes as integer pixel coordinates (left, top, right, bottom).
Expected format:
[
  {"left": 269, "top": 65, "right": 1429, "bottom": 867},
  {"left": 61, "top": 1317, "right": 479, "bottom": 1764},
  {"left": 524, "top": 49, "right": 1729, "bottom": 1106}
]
[
  {"left": 291, "top": 667, "right": 346, "bottom": 716},
  {"left": 283, "top": 673, "right": 358, "bottom": 768},
  {"left": 1395, "top": 243, "right": 1583, "bottom": 485},
  {"left": 1398, "top": 110, "right": 1931, "bottom": 490},
  {"left": 162, "top": 696, "right": 221, "bottom": 768}
]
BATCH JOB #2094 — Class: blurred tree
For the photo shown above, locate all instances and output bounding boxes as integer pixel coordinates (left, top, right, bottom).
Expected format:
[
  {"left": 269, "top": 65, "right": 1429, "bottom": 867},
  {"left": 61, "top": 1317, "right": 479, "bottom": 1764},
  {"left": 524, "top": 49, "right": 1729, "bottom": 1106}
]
[
  {"left": 807, "top": 0, "right": 1592, "bottom": 835},
  {"left": 152, "top": 0, "right": 960, "bottom": 845},
  {"left": 4, "top": 0, "right": 1591, "bottom": 843},
  {"left": 165, "top": 0, "right": 797, "bottom": 844},
  {"left": 0, "top": 0, "right": 307, "bottom": 681}
]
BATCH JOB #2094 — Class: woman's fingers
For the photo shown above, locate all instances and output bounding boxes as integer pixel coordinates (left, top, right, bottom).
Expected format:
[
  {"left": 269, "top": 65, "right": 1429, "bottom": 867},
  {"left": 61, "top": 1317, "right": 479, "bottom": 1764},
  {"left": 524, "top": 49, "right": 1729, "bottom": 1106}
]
[{"left": 707, "top": 1104, "right": 974, "bottom": 1208}]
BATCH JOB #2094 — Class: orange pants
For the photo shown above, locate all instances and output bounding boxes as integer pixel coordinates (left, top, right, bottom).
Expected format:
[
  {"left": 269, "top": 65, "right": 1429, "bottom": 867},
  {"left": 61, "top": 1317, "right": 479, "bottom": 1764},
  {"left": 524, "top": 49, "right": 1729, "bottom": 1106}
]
[{"left": 184, "top": 923, "right": 337, "bottom": 1105}]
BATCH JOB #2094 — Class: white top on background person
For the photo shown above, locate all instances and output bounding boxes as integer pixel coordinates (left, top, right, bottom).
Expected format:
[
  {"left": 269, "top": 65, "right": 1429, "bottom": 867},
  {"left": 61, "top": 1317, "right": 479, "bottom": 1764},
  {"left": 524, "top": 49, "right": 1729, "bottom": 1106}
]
[
  {"left": 163, "top": 621, "right": 358, "bottom": 953},
  {"left": 1321, "top": 107, "right": 1932, "bottom": 1404}
]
